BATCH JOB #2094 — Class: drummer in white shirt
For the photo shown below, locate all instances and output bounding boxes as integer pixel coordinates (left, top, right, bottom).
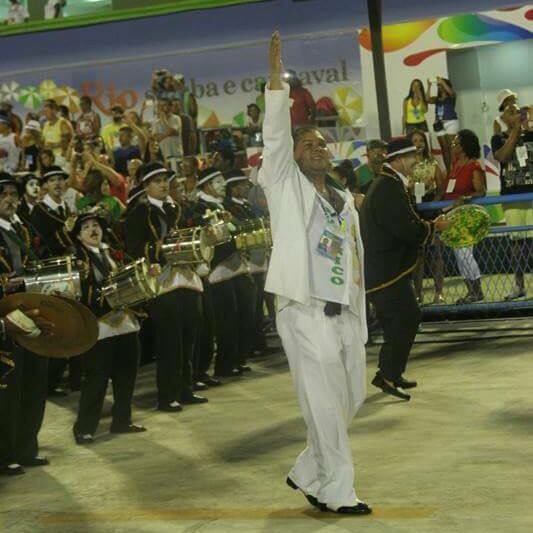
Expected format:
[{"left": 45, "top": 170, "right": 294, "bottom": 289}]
[{"left": 258, "top": 31, "right": 371, "bottom": 515}]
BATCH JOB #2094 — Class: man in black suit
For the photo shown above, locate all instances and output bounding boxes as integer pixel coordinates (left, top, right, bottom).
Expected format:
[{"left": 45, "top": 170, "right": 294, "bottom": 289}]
[
  {"left": 360, "top": 138, "right": 450, "bottom": 401},
  {"left": 30, "top": 165, "right": 80, "bottom": 396},
  {"left": 0, "top": 174, "right": 50, "bottom": 476},
  {"left": 124, "top": 162, "right": 207, "bottom": 412}
]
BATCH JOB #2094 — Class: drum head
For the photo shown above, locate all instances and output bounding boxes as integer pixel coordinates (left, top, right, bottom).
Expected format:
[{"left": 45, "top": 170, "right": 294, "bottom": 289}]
[
  {"left": 199, "top": 228, "right": 214, "bottom": 263},
  {"left": 440, "top": 205, "right": 491, "bottom": 248},
  {"left": 0, "top": 293, "right": 98, "bottom": 358}
]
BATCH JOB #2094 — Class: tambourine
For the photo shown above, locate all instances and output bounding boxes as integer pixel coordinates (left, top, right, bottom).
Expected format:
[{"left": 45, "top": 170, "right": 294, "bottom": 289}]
[{"left": 440, "top": 204, "right": 491, "bottom": 248}]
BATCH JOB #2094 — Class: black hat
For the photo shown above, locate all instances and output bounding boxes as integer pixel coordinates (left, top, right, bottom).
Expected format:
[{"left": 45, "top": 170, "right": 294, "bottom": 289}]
[
  {"left": 385, "top": 137, "right": 417, "bottom": 161},
  {"left": 225, "top": 169, "right": 251, "bottom": 187},
  {"left": 68, "top": 208, "right": 107, "bottom": 240},
  {"left": 139, "top": 162, "right": 174, "bottom": 184},
  {"left": 21, "top": 173, "right": 42, "bottom": 187},
  {"left": 127, "top": 184, "right": 145, "bottom": 205},
  {"left": 0, "top": 171, "right": 18, "bottom": 192},
  {"left": 41, "top": 166, "right": 68, "bottom": 182},
  {"left": 197, "top": 167, "right": 223, "bottom": 188}
]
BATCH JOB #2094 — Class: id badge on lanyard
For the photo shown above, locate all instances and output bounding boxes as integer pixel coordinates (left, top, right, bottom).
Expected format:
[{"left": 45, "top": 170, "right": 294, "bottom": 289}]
[{"left": 316, "top": 197, "right": 346, "bottom": 261}]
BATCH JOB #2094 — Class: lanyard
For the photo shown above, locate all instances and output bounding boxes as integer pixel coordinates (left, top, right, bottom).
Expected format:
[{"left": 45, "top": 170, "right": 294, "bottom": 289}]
[{"left": 317, "top": 194, "right": 346, "bottom": 233}]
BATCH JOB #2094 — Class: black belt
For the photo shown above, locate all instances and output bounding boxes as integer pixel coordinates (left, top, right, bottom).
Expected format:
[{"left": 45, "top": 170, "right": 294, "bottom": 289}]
[{"left": 324, "top": 301, "right": 342, "bottom": 317}]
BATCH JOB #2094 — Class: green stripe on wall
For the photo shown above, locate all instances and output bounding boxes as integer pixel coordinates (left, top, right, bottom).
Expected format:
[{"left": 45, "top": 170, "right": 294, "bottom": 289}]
[{"left": 0, "top": 0, "right": 270, "bottom": 38}]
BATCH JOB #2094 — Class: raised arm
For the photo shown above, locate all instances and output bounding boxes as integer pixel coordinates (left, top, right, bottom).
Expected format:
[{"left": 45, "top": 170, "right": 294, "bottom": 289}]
[{"left": 258, "top": 31, "right": 296, "bottom": 189}]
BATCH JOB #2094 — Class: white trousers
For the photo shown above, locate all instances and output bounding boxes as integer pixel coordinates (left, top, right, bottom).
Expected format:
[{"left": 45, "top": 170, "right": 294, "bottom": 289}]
[
  {"left": 277, "top": 300, "right": 367, "bottom": 510},
  {"left": 453, "top": 246, "right": 481, "bottom": 280}
]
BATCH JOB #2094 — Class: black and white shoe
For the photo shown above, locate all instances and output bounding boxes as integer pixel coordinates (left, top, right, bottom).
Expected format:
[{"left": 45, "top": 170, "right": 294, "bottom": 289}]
[
  {"left": 286, "top": 477, "right": 323, "bottom": 510},
  {"left": 324, "top": 501, "right": 372, "bottom": 515}
]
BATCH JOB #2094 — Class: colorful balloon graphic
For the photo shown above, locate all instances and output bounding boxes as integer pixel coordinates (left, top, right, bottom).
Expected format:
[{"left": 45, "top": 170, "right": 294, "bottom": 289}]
[
  {"left": 359, "top": 19, "right": 436, "bottom": 53},
  {"left": 437, "top": 14, "right": 532, "bottom": 44}
]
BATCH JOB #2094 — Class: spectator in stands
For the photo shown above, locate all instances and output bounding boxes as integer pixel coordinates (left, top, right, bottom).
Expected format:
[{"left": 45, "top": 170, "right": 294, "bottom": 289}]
[
  {"left": 124, "top": 110, "right": 149, "bottom": 152},
  {"left": 403, "top": 79, "right": 428, "bottom": 134},
  {"left": 76, "top": 169, "right": 124, "bottom": 223},
  {"left": 54, "top": 132, "right": 73, "bottom": 173},
  {"left": 181, "top": 156, "right": 199, "bottom": 201},
  {"left": 112, "top": 126, "right": 141, "bottom": 176},
  {"left": 0, "top": 111, "right": 20, "bottom": 173},
  {"left": 151, "top": 98, "right": 183, "bottom": 172},
  {"left": 286, "top": 70, "right": 316, "bottom": 128},
  {"left": 427, "top": 77, "right": 458, "bottom": 173},
  {"left": 76, "top": 96, "right": 101, "bottom": 140},
  {"left": 21, "top": 120, "right": 42, "bottom": 172},
  {"left": 170, "top": 99, "right": 195, "bottom": 156},
  {"left": 213, "top": 146, "right": 235, "bottom": 175},
  {"left": 0, "top": 102, "right": 22, "bottom": 135},
  {"left": 126, "top": 158, "right": 143, "bottom": 190},
  {"left": 174, "top": 74, "right": 198, "bottom": 125},
  {"left": 491, "top": 103, "right": 533, "bottom": 300},
  {"left": 443, "top": 129, "right": 486, "bottom": 304},
  {"left": 38, "top": 148, "right": 55, "bottom": 175},
  {"left": 45, "top": 0, "right": 66, "bottom": 20},
  {"left": 247, "top": 104, "right": 263, "bottom": 133},
  {"left": 5, "top": 0, "right": 29, "bottom": 25},
  {"left": 408, "top": 129, "right": 445, "bottom": 304},
  {"left": 493, "top": 89, "right": 518, "bottom": 135},
  {"left": 87, "top": 153, "right": 127, "bottom": 204},
  {"left": 245, "top": 104, "right": 263, "bottom": 147},
  {"left": 101, "top": 105, "right": 125, "bottom": 151},
  {"left": 42, "top": 99, "right": 71, "bottom": 157},
  {"left": 355, "top": 139, "right": 387, "bottom": 193}
]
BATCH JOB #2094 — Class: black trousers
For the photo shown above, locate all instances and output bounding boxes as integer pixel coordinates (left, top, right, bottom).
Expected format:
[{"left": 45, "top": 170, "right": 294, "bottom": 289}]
[
  {"left": 74, "top": 332, "right": 139, "bottom": 435},
  {"left": 194, "top": 284, "right": 215, "bottom": 380},
  {"left": 369, "top": 276, "right": 422, "bottom": 381},
  {"left": 251, "top": 272, "right": 267, "bottom": 352},
  {"left": 148, "top": 288, "right": 200, "bottom": 406},
  {"left": 210, "top": 274, "right": 257, "bottom": 375},
  {"left": 48, "top": 355, "right": 82, "bottom": 392},
  {"left": 0, "top": 348, "right": 48, "bottom": 465}
]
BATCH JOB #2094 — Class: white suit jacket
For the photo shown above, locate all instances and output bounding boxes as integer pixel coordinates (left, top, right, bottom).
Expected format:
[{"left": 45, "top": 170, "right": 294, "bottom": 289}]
[{"left": 258, "top": 83, "right": 367, "bottom": 335}]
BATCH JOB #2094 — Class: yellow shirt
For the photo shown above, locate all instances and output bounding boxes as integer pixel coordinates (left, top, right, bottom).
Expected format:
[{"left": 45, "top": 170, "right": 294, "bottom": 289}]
[
  {"left": 101, "top": 122, "right": 124, "bottom": 151},
  {"left": 405, "top": 98, "right": 427, "bottom": 125},
  {"left": 42, "top": 117, "right": 69, "bottom": 156}
]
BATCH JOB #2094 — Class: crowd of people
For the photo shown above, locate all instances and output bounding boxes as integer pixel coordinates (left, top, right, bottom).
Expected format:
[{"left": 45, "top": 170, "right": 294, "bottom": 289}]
[
  {"left": 4, "top": 0, "right": 66, "bottom": 25},
  {"left": 0, "top": 54, "right": 530, "bottom": 485}
]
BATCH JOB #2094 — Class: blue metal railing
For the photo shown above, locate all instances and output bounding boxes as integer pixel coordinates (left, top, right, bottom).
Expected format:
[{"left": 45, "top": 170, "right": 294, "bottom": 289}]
[{"left": 413, "top": 192, "right": 533, "bottom": 317}]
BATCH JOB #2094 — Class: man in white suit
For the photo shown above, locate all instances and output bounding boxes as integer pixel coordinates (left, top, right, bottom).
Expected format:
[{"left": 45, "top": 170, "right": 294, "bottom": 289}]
[{"left": 258, "top": 31, "right": 371, "bottom": 515}]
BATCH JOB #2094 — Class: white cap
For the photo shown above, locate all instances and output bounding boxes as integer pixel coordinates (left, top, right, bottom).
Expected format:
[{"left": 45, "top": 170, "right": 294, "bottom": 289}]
[
  {"left": 24, "top": 120, "right": 42, "bottom": 133},
  {"left": 497, "top": 89, "right": 517, "bottom": 111}
]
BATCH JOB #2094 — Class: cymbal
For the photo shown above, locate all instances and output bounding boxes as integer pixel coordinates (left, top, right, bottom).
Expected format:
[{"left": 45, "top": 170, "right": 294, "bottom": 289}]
[{"left": 0, "top": 293, "right": 98, "bottom": 358}]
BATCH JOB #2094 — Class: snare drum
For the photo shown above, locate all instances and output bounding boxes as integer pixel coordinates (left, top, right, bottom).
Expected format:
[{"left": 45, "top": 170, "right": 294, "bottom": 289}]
[
  {"left": 24, "top": 256, "right": 81, "bottom": 300},
  {"left": 100, "top": 258, "right": 159, "bottom": 309},
  {"left": 234, "top": 218, "right": 273, "bottom": 251},
  {"left": 204, "top": 221, "right": 232, "bottom": 247},
  {"left": 161, "top": 227, "right": 214, "bottom": 266}
]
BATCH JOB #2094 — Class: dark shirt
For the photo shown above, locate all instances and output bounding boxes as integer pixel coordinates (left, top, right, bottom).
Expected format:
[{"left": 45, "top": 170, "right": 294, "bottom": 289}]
[
  {"left": 23, "top": 145, "right": 39, "bottom": 172},
  {"left": 113, "top": 145, "right": 141, "bottom": 176},
  {"left": 435, "top": 97, "right": 457, "bottom": 121},
  {"left": 491, "top": 130, "right": 533, "bottom": 194}
]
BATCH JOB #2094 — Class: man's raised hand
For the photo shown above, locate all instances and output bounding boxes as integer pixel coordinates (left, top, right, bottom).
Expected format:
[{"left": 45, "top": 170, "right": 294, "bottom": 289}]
[{"left": 269, "top": 31, "right": 283, "bottom": 90}]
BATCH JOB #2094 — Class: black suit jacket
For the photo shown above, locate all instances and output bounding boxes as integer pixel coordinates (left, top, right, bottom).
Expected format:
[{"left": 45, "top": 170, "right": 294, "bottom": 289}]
[
  {"left": 124, "top": 198, "right": 179, "bottom": 267},
  {"left": 30, "top": 202, "right": 73, "bottom": 258},
  {"left": 360, "top": 167, "right": 434, "bottom": 294}
]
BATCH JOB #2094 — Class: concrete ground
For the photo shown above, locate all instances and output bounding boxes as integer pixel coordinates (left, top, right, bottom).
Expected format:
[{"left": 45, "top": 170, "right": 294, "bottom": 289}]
[{"left": 1, "top": 318, "right": 532, "bottom": 533}]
